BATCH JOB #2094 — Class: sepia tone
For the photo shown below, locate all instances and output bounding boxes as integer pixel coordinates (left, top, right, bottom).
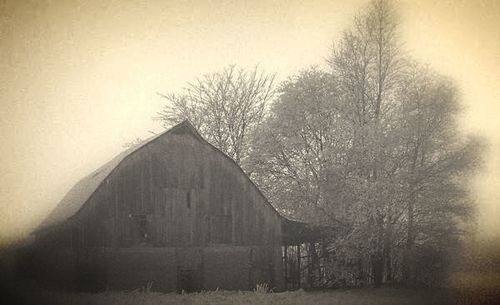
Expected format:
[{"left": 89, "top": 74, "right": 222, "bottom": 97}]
[
  {"left": 20, "top": 121, "right": 288, "bottom": 291},
  {"left": 1, "top": 0, "right": 499, "bottom": 304}
]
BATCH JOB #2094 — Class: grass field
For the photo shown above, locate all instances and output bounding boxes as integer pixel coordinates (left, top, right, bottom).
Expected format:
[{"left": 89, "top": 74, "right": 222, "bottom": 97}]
[
  {"left": 9, "top": 288, "right": 447, "bottom": 305},
  {"left": 6, "top": 285, "right": 500, "bottom": 305},
  {"left": 3, "top": 273, "right": 500, "bottom": 305}
]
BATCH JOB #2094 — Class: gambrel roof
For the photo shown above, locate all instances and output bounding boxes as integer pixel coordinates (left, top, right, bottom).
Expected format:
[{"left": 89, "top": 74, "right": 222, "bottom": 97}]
[
  {"left": 37, "top": 120, "right": 310, "bottom": 235},
  {"left": 38, "top": 121, "right": 197, "bottom": 231}
]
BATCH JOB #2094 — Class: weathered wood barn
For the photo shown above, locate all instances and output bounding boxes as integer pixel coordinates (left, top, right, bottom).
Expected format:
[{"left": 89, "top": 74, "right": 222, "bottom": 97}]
[{"left": 20, "top": 120, "right": 322, "bottom": 292}]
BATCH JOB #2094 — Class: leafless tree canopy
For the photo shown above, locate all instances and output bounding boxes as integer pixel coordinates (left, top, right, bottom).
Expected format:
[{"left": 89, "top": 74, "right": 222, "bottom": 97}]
[
  {"left": 157, "top": 65, "right": 275, "bottom": 168},
  {"left": 248, "top": 0, "right": 484, "bottom": 287},
  {"left": 154, "top": 0, "right": 485, "bottom": 288}
]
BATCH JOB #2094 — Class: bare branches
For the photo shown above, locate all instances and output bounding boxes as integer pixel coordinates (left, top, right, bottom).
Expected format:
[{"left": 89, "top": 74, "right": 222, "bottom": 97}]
[
  {"left": 249, "top": 0, "right": 484, "bottom": 287},
  {"left": 151, "top": 0, "right": 484, "bottom": 288},
  {"left": 329, "top": 0, "right": 403, "bottom": 127},
  {"left": 156, "top": 65, "right": 276, "bottom": 168}
]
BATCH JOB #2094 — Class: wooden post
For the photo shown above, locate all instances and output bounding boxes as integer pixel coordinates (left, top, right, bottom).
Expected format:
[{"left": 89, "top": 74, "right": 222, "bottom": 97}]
[
  {"left": 308, "top": 242, "right": 314, "bottom": 287},
  {"left": 297, "top": 244, "right": 301, "bottom": 288},
  {"left": 283, "top": 245, "right": 288, "bottom": 289}
]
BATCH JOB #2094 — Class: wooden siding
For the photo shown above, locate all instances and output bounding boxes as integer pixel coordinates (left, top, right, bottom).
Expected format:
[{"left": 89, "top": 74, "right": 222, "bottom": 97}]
[
  {"left": 27, "top": 124, "right": 286, "bottom": 292},
  {"left": 71, "top": 130, "right": 282, "bottom": 249}
]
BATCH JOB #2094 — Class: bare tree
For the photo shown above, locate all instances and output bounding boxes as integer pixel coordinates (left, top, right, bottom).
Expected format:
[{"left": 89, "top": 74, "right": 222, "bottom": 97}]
[
  {"left": 327, "top": 0, "right": 406, "bottom": 287},
  {"left": 249, "top": 68, "right": 342, "bottom": 218},
  {"left": 156, "top": 65, "right": 276, "bottom": 169},
  {"left": 394, "top": 64, "right": 485, "bottom": 284},
  {"left": 329, "top": 0, "right": 403, "bottom": 126},
  {"left": 250, "top": 0, "right": 484, "bottom": 287}
]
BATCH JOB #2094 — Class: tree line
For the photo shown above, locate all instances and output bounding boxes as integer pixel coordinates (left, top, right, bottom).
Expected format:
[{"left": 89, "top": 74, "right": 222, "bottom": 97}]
[{"left": 156, "top": 0, "right": 484, "bottom": 287}]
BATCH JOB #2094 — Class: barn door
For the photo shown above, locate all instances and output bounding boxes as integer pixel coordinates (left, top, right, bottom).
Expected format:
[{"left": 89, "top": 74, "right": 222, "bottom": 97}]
[
  {"left": 177, "top": 268, "right": 195, "bottom": 293},
  {"left": 176, "top": 248, "right": 202, "bottom": 293}
]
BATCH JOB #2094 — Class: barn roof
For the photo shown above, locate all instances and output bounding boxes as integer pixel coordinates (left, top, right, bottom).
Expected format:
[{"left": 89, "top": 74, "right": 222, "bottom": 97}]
[
  {"left": 36, "top": 120, "right": 323, "bottom": 242},
  {"left": 37, "top": 121, "right": 196, "bottom": 231},
  {"left": 38, "top": 121, "right": 271, "bottom": 229}
]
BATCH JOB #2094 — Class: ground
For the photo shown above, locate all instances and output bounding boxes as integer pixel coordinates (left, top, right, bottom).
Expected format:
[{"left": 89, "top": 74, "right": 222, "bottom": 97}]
[
  {"left": 2, "top": 272, "right": 500, "bottom": 305},
  {"left": 4, "top": 285, "right": 498, "bottom": 305}
]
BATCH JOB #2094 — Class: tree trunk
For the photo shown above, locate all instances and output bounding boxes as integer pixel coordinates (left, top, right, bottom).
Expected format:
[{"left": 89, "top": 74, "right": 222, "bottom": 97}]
[
  {"left": 371, "top": 254, "right": 383, "bottom": 288},
  {"left": 383, "top": 223, "right": 393, "bottom": 282},
  {"left": 403, "top": 189, "right": 416, "bottom": 285},
  {"left": 403, "top": 135, "right": 419, "bottom": 285}
]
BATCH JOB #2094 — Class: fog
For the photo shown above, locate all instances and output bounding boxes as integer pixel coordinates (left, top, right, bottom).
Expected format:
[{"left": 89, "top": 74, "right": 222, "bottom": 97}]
[{"left": 1, "top": 0, "right": 499, "bottom": 244}]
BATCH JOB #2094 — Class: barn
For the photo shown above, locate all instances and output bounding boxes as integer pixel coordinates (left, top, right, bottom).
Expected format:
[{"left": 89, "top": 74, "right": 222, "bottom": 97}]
[{"left": 20, "top": 120, "right": 322, "bottom": 292}]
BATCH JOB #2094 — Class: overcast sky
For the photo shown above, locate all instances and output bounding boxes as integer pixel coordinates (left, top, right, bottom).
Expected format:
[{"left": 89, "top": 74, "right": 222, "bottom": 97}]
[{"left": 1, "top": 0, "right": 499, "bottom": 244}]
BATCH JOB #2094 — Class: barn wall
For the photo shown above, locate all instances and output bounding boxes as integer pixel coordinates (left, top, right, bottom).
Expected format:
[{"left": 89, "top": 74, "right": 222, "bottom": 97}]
[
  {"left": 16, "top": 245, "right": 78, "bottom": 291},
  {"left": 21, "top": 246, "right": 279, "bottom": 292},
  {"left": 74, "top": 129, "right": 282, "bottom": 251},
  {"left": 99, "top": 247, "right": 179, "bottom": 292},
  {"left": 33, "top": 126, "right": 285, "bottom": 291}
]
